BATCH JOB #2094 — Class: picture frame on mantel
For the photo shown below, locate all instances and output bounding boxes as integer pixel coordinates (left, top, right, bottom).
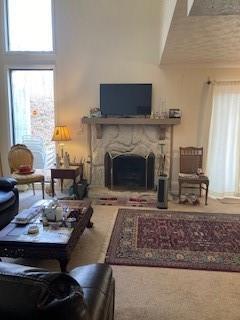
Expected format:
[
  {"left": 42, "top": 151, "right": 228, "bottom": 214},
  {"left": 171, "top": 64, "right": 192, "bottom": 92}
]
[{"left": 169, "top": 108, "right": 181, "bottom": 118}]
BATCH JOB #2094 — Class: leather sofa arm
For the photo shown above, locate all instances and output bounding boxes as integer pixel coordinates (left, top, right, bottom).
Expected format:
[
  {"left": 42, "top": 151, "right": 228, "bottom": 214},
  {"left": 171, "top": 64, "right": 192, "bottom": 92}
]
[
  {"left": 0, "top": 262, "right": 90, "bottom": 320},
  {"left": 70, "top": 264, "right": 114, "bottom": 320},
  {"left": 0, "top": 177, "right": 17, "bottom": 191}
]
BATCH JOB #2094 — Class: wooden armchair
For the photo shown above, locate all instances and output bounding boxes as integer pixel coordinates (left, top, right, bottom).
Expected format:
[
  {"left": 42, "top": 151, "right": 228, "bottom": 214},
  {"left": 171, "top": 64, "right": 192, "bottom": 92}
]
[
  {"left": 178, "top": 147, "right": 209, "bottom": 205},
  {"left": 8, "top": 144, "right": 45, "bottom": 198}
]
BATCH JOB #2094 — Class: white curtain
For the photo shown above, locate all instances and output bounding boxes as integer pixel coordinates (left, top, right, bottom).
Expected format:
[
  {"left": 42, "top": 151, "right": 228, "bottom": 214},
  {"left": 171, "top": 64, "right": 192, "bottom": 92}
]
[{"left": 207, "top": 81, "right": 240, "bottom": 198}]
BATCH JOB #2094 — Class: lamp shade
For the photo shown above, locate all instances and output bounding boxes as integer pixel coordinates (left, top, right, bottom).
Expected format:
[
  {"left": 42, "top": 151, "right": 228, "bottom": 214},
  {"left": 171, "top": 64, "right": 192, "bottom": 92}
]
[{"left": 52, "top": 126, "right": 71, "bottom": 141}]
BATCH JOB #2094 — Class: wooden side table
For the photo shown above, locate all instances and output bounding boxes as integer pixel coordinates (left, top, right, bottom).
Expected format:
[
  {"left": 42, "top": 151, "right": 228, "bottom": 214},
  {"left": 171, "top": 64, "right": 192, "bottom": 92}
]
[{"left": 51, "top": 165, "right": 83, "bottom": 196}]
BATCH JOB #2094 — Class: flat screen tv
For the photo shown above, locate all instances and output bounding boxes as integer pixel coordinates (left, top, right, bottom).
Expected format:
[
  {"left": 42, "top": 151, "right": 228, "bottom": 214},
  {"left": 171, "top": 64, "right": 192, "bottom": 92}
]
[{"left": 100, "top": 83, "right": 152, "bottom": 117}]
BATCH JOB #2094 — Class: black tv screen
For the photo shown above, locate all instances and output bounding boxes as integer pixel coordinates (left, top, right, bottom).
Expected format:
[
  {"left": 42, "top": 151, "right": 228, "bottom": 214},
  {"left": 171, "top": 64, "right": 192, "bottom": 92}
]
[{"left": 100, "top": 83, "right": 152, "bottom": 116}]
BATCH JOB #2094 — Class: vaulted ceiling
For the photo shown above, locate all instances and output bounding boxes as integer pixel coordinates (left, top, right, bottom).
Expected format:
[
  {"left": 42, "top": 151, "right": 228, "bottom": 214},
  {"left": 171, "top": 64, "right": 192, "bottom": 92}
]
[
  {"left": 189, "top": 0, "right": 240, "bottom": 16},
  {"left": 160, "top": 0, "right": 240, "bottom": 65}
]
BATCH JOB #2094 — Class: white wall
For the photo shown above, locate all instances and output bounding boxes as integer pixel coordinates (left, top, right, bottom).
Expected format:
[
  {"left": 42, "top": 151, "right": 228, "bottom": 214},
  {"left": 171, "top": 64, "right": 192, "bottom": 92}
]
[
  {"left": 53, "top": 0, "right": 162, "bottom": 160},
  {"left": 159, "top": 66, "right": 240, "bottom": 187},
  {"left": 159, "top": 0, "right": 177, "bottom": 62},
  {"left": 1, "top": 0, "right": 240, "bottom": 188}
]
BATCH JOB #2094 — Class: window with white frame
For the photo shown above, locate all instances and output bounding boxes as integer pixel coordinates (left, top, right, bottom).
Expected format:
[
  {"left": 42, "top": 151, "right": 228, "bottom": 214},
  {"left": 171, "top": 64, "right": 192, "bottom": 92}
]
[
  {"left": 6, "top": 0, "right": 53, "bottom": 52},
  {"left": 10, "top": 69, "right": 56, "bottom": 168},
  {"left": 3, "top": 0, "right": 56, "bottom": 168}
]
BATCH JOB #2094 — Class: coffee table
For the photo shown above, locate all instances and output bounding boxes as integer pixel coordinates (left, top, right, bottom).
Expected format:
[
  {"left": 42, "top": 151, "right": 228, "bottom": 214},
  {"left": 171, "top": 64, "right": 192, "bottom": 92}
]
[{"left": 0, "top": 199, "right": 93, "bottom": 272}]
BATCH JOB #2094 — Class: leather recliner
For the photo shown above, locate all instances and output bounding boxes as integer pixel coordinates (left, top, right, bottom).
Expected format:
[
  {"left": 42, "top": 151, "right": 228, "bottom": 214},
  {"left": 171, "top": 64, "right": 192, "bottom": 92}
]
[
  {"left": 0, "top": 177, "right": 19, "bottom": 230},
  {"left": 0, "top": 261, "right": 115, "bottom": 320}
]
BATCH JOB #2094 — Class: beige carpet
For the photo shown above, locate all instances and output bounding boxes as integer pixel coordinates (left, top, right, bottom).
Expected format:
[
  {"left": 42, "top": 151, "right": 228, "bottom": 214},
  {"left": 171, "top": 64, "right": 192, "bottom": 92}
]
[
  {"left": 218, "top": 197, "right": 240, "bottom": 204},
  {"left": 5, "top": 191, "right": 240, "bottom": 320}
]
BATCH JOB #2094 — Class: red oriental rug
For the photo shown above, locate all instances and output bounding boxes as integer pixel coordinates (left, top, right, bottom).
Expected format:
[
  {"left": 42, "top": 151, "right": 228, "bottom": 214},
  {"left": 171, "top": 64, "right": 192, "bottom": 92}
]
[{"left": 105, "top": 209, "right": 240, "bottom": 272}]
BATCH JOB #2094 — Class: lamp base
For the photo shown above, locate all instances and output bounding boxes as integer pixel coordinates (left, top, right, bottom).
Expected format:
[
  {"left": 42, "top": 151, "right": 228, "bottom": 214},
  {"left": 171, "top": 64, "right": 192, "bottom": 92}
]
[{"left": 59, "top": 143, "right": 64, "bottom": 159}]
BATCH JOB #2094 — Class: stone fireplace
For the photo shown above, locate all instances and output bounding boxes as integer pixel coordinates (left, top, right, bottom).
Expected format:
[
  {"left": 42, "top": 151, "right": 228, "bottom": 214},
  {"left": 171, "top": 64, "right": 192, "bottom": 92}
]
[
  {"left": 82, "top": 117, "right": 181, "bottom": 191},
  {"left": 104, "top": 152, "right": 155, "bottom": 190},
  {"left": 86, "top": 123, "right": 172, "bottom": 188}
]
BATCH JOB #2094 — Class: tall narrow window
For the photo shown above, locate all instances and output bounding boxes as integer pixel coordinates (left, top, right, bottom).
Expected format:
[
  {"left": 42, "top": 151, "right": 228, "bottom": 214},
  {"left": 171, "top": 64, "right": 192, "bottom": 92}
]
[
  {"left": 7, "top": 0, "right": 53, "bottom": 51},
  {"left": 207, "top": 82, "right": 240, "bottom": 197},
  {"left": 10, "top": 70, "right": 55, "bottom": 168}
]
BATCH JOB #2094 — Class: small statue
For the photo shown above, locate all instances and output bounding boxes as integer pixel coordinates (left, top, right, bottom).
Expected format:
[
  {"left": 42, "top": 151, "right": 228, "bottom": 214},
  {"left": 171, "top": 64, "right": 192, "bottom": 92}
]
[
  {"left": 64, "top": 152, "right": 70, "bottom": 168},
  {"left": 56, "top": 153, "right": 61, "bottom": 168}
]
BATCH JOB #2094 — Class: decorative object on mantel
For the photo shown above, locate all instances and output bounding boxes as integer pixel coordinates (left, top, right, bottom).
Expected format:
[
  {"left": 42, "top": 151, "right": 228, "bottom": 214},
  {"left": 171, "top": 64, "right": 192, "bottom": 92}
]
[
  {"left": 151, "top": 111, "right": 160, "bottom": 119},
  {"left": 160, "top": 111, "right": 168, "bottom": 119},
  {"left": 52, "top": 125, "right": 71, "bottom": 166},
  {"left": 152, "top": 110, "right": 168, "bottom": 119},
  {"left": 89, "top": 107, "right": 101, "bottom": 117},
  {"left": 105, "top": 208, "right": 240, "bottom": 272},
  {"left": 169, "top": 108, "right": 181, "bottom": 118}
]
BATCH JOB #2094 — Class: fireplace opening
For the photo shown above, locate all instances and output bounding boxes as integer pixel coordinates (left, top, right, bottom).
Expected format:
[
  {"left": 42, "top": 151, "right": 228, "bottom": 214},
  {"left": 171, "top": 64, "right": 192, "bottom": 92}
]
[{"left": 105, "top": 152, "right": 155, "bottom": 190}]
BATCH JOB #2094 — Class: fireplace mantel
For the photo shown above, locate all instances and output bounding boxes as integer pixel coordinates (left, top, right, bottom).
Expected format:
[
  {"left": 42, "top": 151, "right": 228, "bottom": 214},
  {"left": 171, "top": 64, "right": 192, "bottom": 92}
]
[{"left": 82, "top": 116, "right": 180, "bottom": 139}]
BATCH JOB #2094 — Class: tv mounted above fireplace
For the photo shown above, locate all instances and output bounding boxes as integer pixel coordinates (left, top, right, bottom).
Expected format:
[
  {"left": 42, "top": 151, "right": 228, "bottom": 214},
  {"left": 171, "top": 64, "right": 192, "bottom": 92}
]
[{"left": 100, "top": 83, "right": 152, "bottom": 117}]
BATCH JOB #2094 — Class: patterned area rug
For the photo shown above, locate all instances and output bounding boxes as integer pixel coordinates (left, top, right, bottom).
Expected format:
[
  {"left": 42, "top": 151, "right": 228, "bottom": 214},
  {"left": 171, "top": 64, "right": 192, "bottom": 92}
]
[{"left": 105, "top": 209, "right": 240, "bottom": 272}]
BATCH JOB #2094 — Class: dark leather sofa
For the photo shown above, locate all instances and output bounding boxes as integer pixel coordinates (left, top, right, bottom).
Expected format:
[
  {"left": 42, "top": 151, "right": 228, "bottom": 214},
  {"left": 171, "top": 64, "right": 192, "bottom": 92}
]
[
  {"left": 0, "top": 261, "right": 115, "bottom": 320},
  {"left": 0, "top": 177, "right": 19, "bottom": 229}
]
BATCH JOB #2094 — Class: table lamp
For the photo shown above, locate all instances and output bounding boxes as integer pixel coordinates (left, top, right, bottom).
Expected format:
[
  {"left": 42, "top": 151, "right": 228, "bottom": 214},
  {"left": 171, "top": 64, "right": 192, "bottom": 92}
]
[{"left": 52, "top": 125, "right": 71, "bottom": 161}]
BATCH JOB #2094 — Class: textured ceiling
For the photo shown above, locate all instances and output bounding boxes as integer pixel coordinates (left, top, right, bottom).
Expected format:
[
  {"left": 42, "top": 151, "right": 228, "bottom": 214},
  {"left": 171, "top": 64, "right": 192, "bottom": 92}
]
[
  {"left": 189, "top": 0, "right": 240, "bottom": 16},
  {"left": 161, "top": 0, "right": 240, "bottom": 65}
]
